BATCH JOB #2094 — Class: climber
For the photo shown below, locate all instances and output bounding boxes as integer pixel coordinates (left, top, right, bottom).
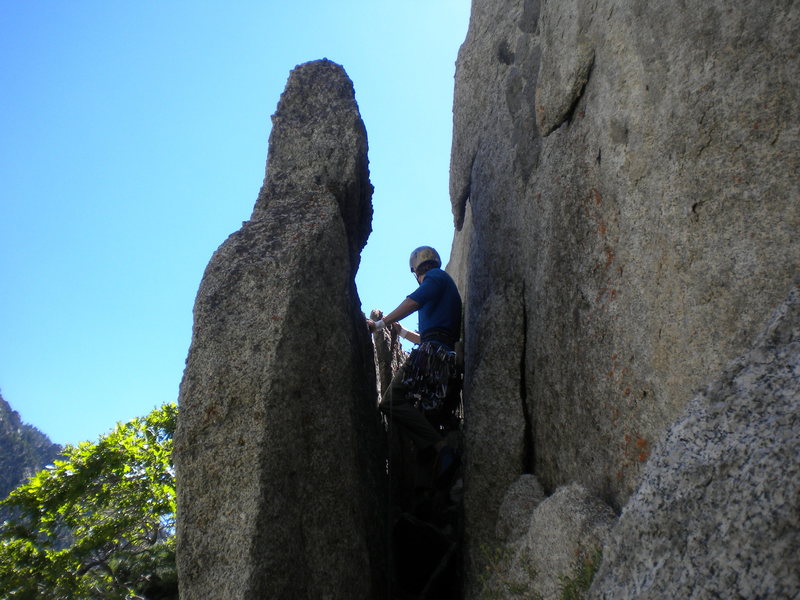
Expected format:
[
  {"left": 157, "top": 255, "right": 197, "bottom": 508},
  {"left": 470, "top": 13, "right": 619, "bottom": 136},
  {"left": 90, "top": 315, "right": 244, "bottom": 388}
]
[{"left": 367, "top": 246, "right": 462, "bottom": 485}]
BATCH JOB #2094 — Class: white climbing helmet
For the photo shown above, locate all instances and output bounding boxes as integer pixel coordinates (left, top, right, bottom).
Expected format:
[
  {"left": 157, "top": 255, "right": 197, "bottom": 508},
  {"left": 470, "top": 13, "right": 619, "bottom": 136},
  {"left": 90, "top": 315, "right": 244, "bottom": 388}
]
[{"left": 409, "top": 246, "right": 442, "bottom": 273}]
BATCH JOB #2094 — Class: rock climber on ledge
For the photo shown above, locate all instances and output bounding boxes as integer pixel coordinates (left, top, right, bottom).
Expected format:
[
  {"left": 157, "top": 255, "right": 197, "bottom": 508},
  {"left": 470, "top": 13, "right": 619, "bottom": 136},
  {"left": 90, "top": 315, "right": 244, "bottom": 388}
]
[{"left": 367, "top": 246, "right": 463, "bottom": 484}]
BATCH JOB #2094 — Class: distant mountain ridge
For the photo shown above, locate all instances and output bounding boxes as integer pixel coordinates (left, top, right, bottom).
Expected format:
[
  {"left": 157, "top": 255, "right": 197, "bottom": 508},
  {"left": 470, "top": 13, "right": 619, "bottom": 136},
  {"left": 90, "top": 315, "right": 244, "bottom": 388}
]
[{"left": 0, "top": 392, "right": 61, "bottom": 499}]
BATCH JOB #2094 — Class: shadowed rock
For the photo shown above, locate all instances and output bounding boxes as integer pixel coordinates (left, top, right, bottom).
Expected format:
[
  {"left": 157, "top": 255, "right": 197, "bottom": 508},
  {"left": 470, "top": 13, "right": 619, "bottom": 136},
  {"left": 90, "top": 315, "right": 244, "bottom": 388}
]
[{"left": 174, "top": 59, "right": 386, "bottom": 600}]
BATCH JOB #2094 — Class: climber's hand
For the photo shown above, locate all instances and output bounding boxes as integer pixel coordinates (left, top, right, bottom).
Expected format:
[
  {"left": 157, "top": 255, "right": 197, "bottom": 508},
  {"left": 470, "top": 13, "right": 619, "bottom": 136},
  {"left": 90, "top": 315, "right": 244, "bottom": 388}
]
[{"left": 366, "top": 318, "right": 386, "bottom": 333}]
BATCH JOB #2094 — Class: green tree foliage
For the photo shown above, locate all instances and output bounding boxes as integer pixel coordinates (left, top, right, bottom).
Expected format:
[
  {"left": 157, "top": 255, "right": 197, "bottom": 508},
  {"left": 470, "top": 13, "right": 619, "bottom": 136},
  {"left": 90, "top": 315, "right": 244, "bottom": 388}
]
[{"left": 0, "top": 404, "right": 178, "bottom": 600}]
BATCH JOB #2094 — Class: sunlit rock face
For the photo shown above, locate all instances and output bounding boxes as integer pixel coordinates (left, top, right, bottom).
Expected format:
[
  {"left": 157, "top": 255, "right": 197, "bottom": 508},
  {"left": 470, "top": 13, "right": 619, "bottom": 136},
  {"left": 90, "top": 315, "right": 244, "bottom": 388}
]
[
  {"left": 174, "top": 59, "right": 386, "bottom": 600},
  {"left": 590, "top": 283, "right": 800, "bottom": 599},
  {"left": 449, "top": 0, "right": 799, "bottom": 589}
]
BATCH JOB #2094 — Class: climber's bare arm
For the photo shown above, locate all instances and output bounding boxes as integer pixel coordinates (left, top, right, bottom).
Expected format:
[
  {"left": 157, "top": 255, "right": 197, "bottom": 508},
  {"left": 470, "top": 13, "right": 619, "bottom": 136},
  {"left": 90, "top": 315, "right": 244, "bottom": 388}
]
[
  {"left": 392, "top": 322, "right": 421, "bottom": 344},
  {"left": 382, "top": 298, "right": 419, "bottom": 325}
]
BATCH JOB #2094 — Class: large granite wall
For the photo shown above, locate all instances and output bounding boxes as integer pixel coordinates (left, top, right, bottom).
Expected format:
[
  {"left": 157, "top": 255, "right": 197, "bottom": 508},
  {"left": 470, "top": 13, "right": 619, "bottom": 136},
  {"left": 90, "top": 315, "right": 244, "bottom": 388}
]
[{"left": 449, "top": 0, "right": 799, "bottom": 574}]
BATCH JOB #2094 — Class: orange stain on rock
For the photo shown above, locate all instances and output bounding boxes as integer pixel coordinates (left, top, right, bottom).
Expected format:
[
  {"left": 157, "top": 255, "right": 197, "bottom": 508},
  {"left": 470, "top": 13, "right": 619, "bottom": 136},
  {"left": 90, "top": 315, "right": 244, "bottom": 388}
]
[{"left": 604, "top": 247, "right": 615, "bottom": 268}]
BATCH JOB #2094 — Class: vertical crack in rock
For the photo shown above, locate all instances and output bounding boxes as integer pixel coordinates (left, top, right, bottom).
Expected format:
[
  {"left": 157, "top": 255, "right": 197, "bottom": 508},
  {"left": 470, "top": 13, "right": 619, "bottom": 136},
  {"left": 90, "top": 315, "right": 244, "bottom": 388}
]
[
  {"left": 174, "top": 59, "right": 385, "bottom": 600},
  {"left": 453, "top": 151, "right": 476, "bottom": 231},
  {"left": 520, "top": 283, "right": 534, "bottom": 474}
]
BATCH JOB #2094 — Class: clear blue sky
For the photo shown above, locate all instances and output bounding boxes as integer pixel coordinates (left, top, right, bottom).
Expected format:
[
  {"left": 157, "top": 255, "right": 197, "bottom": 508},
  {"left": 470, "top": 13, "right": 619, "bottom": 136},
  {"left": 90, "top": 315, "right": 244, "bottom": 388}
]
[{"left": 0, "top": 1, "right": 470, "bottom": 447}]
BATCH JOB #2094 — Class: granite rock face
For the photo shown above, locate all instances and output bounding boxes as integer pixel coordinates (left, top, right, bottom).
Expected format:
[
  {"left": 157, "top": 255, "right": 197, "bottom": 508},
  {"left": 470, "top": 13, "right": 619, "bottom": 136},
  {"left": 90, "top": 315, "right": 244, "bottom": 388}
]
[
  {"left": 450, "top": 0, "right": 800, "bottom": 575},
  {"left": 174, "top": 60, "right": 385, "bottom": 600},
  {"left": 589, "top": 282, "right": 800, "bottom": 599}
]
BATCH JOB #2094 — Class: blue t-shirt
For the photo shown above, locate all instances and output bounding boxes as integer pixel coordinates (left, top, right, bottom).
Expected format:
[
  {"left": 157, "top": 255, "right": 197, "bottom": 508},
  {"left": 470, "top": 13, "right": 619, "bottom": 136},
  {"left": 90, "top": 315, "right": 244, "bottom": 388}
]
[{"left": 407, "top": 268, "right": 462, "bottom": 345}]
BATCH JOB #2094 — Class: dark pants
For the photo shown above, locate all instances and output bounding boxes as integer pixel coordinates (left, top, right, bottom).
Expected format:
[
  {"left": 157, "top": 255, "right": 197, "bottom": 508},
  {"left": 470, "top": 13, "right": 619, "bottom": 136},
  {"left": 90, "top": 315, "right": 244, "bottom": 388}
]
[{"left": 379, "top": 368, "right": 441, "bottom": 450}]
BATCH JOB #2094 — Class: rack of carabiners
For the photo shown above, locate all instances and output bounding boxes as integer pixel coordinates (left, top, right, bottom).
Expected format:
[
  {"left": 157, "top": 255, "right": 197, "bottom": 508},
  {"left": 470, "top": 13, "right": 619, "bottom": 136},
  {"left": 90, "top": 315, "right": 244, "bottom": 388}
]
[{"left": 401, "top": 341, "right": 461, "bottom": 413}]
